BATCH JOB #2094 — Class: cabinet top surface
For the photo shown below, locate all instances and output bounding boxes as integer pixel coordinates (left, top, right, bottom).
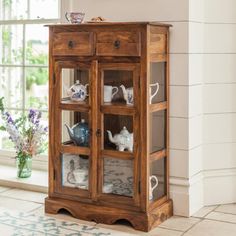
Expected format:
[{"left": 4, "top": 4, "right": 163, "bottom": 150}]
[{"left": 46, "top": 21, "right": 172, "bottom": 27}]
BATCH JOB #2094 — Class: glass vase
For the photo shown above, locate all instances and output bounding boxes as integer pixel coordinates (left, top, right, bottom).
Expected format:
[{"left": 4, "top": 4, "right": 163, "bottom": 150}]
[{"left": 16, "top": 155, "right": 32, "bottom": 178}]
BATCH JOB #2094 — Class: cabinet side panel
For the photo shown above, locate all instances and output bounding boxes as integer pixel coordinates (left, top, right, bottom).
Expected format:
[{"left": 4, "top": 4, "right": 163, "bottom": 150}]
[
  {"left": 48, "top": 27, "right": 55, "bottom": 197},
  {"left": 149, "top": 26, "right": 168, "bottom": 62},
  {"left": 140, "top": 26, "right": 149, "bottom": 212}
]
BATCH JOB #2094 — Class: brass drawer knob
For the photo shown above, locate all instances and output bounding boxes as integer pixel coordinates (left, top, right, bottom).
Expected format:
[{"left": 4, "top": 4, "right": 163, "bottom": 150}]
[
  {"left": 114, "top": 40, "right": 120, "bottom": 49},
  {"left": 68, "top": 40, "right": 74, "bottom": 48}
]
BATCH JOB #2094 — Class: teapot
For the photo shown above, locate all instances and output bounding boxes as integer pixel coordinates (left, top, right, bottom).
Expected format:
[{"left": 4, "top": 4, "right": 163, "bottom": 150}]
[
  {"left": 67, "top": 80, "right": 89, "bottom": 102},
  {"left": 107, "top": 126, "right": 133, "bottom": 152},
  {"left": 65, "top": 119, "right": 89, "bottom": 146},
  {"left": 120, "top": 85, "right": 133, "bottom": 105}
]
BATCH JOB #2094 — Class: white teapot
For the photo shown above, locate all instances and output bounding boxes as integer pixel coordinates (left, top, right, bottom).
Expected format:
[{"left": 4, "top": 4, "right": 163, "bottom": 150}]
[
  {"left": 67, "top": 80, "right": 89, "bottom": 102},
  {"left": 107, "top": 126, "right": 133, "bottom": 152}
]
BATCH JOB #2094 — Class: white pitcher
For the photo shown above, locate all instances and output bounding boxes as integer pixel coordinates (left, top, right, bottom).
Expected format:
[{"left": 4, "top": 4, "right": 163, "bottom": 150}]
[
  {"left": 149, "top": 82, "right": 160, "bottom": 104},
  {"left": 149, "top": 175, "right": 158, "bottom": 200},
  {"left": 104, "top": 85, "right": 119, "bottom": 103}
]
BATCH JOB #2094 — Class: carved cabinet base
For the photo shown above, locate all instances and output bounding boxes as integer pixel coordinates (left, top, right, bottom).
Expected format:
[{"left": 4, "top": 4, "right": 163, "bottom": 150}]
[{"left": 45, "top": 197, "right": 173, "bottom": 232}]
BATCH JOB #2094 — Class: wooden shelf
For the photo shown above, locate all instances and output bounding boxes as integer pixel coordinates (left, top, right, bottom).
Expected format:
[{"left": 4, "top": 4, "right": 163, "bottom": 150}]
[
  {"left": 61, "top": 144, "right": 90, "bottom": 155},
  {"left": 101, "top": 103, "right": 136, "bottom": 115},
  {"left": 150, "top": 149, "right": 166, "bottom": 162},
  {"left": 149, "top": 101, "right": 167, "bottom": 113},
  {"left": 101, "top": 149, "right": 133, "bottom": 160},
  {"left": 60, "top": 99, "right": 90, "bottom": 112}
]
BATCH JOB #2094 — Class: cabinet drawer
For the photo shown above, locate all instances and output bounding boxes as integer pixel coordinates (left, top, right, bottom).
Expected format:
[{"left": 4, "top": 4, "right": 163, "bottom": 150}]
[
  {"left": 53, "top": 32, "right": 94, "bottom": 56},
  {"left": 96, "top": 31, "right": 141, "bottom": 56}
]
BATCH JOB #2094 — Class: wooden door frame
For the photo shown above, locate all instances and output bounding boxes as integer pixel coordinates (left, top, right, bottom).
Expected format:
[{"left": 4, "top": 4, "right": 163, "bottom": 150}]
[
  {"left": 51, "top": 60, "right": 97, "bottom": 201},
  {"left": 96, "top": 63, "right": 141, "bottom": 209}
]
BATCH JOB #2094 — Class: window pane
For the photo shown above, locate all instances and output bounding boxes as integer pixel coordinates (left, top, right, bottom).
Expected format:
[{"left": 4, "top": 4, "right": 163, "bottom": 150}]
[
  {"left": 25, "top": 24, "right": 48, "bottom": 66},
  {"left": 25, "top": 67, "right": 48, "bottom": 110},
  {"left": 0, "top": 0, "right": 59, "bottom": 20},
  {"left": 0, "top": 109, "right": 23, "bottom": 150},
  {"left": 0, "top": 0, "right": 28, "bottom": 20},
  {"left": 0, "top": 67, "right": 23, "bottom": 109},
  {"left": 29, "top": 0, "right": 59, "bottom": 19},
  {"left": 40, "top": 111, "right": 48, "bottom": 154},
  {"left": 0, "top": 25, "right": 23, "bottom": 65},
  {"left": 0, "top": 110, "right": 48, "bottom": 152}
]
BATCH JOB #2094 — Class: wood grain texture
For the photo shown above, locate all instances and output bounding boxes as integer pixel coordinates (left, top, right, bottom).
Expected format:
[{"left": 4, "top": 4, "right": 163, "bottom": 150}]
[
  {"left": 53, "top": 32, "right": 94, "bottom": 56},
  {"left": 45, "top": 197, "right": 173, "bottom": 232},
  {"left": 46, "top": 22, "right": 172, "bottom": 232}
]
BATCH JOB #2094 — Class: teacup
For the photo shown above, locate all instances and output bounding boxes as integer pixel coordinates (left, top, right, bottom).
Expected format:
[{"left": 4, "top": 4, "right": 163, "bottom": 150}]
[
  {"left": 104, "top": 85, "right": 119, "bottom": 103},
  {"left": 149, "top": 175, "right": 158, "bottom": 200},
  {"left": 65, "top": 12, "right": 85, "bottom": 24},
  {"left": 73, "top": 169, "right": 88, "bottom": 184}
]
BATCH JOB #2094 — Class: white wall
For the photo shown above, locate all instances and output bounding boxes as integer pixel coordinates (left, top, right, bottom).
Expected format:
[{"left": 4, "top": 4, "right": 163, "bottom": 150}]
[
  {"left": 201, "top": 0, "right": 236, "bottom": 206},
  {"left": 64, "top": 0, "right": 236, "bottom": 216},
  {"left": 188, "top": 0, "right": 236, "bottom": 213}
]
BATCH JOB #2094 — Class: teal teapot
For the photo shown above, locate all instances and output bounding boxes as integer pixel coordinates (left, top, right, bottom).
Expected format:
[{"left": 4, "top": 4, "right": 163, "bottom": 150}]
[{"left": 65, "top": 119, "right": 89, "bottom": 146}]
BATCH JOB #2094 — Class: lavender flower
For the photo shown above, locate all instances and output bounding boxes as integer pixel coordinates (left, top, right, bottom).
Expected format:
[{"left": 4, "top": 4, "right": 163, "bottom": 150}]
[
  {"left": 4, "top": 112, "right": 14, "bottom": 125},
  {"left": 0, "top": 98, "right": 48, "bottom": 157}
]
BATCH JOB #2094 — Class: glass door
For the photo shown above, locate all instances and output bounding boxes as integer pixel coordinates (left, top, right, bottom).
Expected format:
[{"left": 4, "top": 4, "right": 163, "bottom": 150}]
[
  {"left": 148, "top": 61, "right": 168, "bottom": 206},
  {"left": 52, "top": 61, "right": 97, "bottom": 200},
  {"left": 97, "top": 63, "right": 140, "bottom": 207}
]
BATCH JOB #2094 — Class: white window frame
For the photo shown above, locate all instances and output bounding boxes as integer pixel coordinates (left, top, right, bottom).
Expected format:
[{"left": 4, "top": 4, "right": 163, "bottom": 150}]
[{"left": 0, "top": 1, "right": 62, "bottom": 171}]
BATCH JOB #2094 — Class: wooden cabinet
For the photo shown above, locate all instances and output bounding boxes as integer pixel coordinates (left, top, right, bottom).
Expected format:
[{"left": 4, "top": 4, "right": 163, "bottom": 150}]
[{"left": 45, "top": 22, "right": 173, "bottom": 232}]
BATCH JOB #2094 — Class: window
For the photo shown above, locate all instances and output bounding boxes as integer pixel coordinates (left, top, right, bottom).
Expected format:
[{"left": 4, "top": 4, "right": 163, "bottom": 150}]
[{"left": 0, "top": 0, "right": 60, "bottom": 162}]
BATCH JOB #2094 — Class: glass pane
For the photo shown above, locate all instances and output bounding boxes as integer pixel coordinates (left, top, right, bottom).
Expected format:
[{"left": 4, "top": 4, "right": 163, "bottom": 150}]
[
  {"left": 38, "top": 111, "right": 48, "bottom": 154},
  {"left": 25, "top": 67, "right": 48, "bottom": 110},
  {"left": 61, "top": 68, "right": 89, "bottom": 104},
  {"left": 62, "top": 153, "right": 89, "bottom": 190},
  {"left": 25, "top": 25, "right": 48, "bottom": 65},
  {"left": 103, "top": 157, "right": 133, "bottom": 197},
  {"left": 103, "top": 70, "right": 133, "bottom": 105},
  {"left": 149, "top": 110, "right": 166, "bottom": 153},
  {"left": 29, "top": 0, "right": 59, "bottom": 19},
  {"left": 150, "top": 62, "right": 166, "bottom": 104},
  {"left": 0, "top": 67, "right": 23, "bottom": 109},
  {"left": 104, "top": 114, "right": 133, "bottom": 152},
  {"left": 62, "top": 111, "right": 90, "bottom": 147},
  {"left": 0, "top": 0, "right": 28, "bottom": 20},
  {"left": 150, "top": 157, "right": 166, "bottom": 201},
  {"left": 0, "top": 0, "right": 59, "bottom": 20},
  {"left": 0, "top": 25, "right": 23, "bottom": 65}
]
